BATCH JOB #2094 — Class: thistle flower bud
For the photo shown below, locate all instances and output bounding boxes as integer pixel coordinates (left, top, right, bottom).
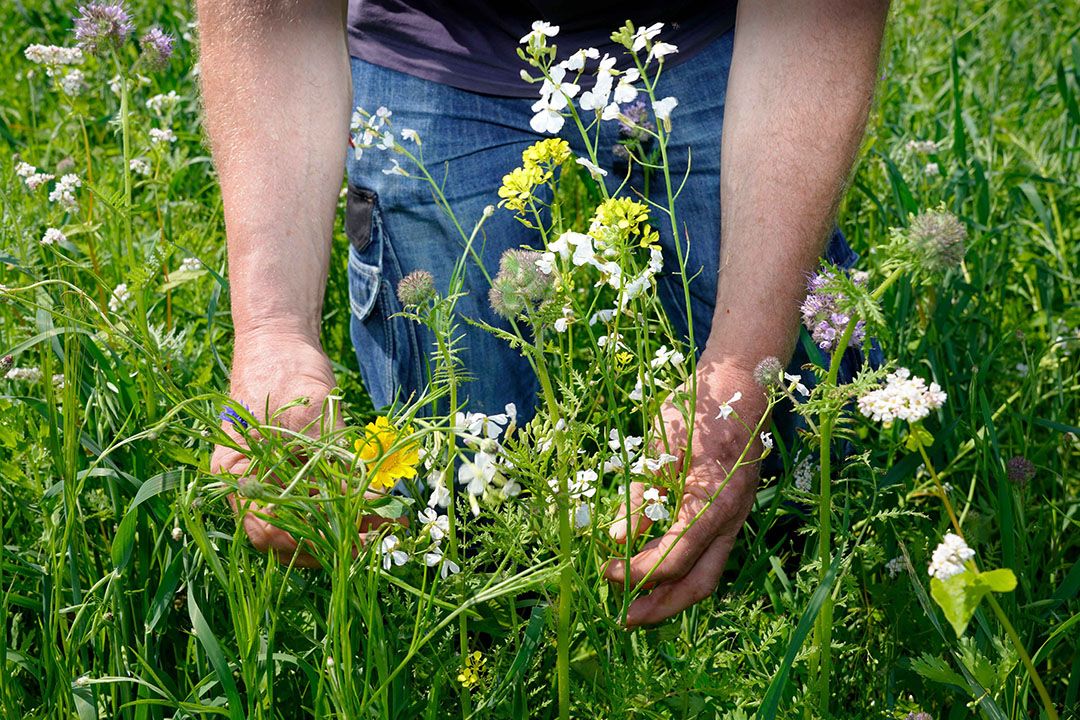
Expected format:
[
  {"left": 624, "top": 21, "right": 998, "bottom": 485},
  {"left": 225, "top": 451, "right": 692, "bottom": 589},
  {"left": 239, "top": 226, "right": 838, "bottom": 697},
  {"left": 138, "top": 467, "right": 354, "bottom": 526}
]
[
  {"left": 0, "top": 355, "right": 12, "bottom": 371},
  {"left": 753, "top": 356, "right": 784, "bottom": 388},
  {"left": 1005, "top": 455, "right": 1035, "bottom": 485},
  {"left": 397, "top": 270, "right": 435, "bottom": 307},
  {"left": 906, "top": 208, "right": 966, "bottom": 274}
]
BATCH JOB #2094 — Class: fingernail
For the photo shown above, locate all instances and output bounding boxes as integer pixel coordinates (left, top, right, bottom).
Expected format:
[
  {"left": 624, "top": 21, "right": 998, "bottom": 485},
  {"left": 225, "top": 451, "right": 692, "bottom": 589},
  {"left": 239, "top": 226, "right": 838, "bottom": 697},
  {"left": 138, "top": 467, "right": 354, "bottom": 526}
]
[{"left": 609, "top": 519, "right": 627, "bottom": 541}]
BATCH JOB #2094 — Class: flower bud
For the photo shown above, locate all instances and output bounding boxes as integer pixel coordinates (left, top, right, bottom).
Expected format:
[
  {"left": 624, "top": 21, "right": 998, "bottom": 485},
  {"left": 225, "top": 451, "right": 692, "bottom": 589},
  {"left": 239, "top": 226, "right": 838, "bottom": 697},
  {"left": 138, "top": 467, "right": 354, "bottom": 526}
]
[
  {"left": 1005, "top": 455, "right": 1035, "bottom": 485},
  {"left": 753, "top": 356, "right": 784, "bottom": 388},
  {"left": 397, "top": 270, "right": 436, "bottom": 307},
  {"left": 906, "top": 208, "right": 966, "bottom": 274}
]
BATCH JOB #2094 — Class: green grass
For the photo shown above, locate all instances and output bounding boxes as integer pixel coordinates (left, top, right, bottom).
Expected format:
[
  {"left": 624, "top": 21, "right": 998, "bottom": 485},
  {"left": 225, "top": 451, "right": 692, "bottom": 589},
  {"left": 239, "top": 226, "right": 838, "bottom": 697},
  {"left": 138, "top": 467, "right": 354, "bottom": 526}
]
[{"left": 1, "top": 1, "right": 1078, "bottom": 718}]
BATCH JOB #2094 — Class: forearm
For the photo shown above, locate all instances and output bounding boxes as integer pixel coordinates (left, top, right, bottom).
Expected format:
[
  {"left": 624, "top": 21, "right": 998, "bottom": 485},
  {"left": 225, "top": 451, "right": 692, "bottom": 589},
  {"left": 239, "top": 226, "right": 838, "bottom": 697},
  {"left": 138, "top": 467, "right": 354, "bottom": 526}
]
[
  {"left": 703, "top": 0, "right": 889, "bottom": 374},
  {"left": 197, "top": 0, "right": 350, "bottom": 346}
]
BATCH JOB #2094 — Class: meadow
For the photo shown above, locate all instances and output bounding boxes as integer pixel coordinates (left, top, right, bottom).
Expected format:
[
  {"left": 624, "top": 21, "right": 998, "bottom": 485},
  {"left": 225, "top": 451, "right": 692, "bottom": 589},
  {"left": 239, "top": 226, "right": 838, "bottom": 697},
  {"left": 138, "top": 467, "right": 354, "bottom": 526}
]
[{"left": 1, "top": 1, "right": 1077, "bottom": 719}]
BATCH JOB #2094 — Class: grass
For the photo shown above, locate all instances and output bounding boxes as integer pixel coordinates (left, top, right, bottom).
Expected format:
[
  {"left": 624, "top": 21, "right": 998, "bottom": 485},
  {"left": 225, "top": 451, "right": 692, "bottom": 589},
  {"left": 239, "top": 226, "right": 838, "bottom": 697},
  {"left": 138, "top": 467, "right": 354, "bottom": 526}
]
[{"left": 1, "top": 1, "right": 1077, "bottom": 718}]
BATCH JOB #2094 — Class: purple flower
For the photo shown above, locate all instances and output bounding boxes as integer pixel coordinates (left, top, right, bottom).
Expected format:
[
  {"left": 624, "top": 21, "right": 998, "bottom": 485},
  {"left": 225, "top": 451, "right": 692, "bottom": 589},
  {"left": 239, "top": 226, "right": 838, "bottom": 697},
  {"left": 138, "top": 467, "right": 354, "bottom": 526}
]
[
  {"left": 617, "top": 100, "right": 655, "bottom": 142},
  {"left": 140, "top": 27, "right": 174, "bottom": 68},
  {"left": 219, "top": 402, "right": 252, "bottom": 430},
  {"left": 73, "top": 1, "right": 134, "bottom": 53},
  {"left": 800, "top": 270, "right": 866, "bottom": 352}
]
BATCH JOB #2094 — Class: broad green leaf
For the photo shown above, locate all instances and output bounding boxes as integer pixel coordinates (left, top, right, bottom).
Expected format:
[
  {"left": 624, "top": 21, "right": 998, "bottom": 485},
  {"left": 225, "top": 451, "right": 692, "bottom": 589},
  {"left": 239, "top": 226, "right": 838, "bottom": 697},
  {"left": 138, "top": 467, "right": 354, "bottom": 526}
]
[
  {"left": 931, "top": 568, "right": 1017, "bottom": 636},
  {"left": 904, "top": 424, "right": 934, "bottom": 452},
  {"left": 980, "top": 568, "right": 1017, "bottom": 593}
]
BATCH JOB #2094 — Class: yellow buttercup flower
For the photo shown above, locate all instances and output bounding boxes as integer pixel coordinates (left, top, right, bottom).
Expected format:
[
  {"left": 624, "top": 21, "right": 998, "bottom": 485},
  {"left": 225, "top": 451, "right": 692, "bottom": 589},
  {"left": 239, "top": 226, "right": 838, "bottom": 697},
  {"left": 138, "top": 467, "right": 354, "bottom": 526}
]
[{"left": 354, "top": 416, "right": 420, "bottom": 492}]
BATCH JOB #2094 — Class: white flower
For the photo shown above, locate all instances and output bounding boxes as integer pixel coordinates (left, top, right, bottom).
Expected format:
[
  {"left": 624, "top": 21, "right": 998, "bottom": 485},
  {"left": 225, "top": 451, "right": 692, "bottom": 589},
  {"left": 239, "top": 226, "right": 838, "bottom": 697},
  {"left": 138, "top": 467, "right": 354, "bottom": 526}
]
[
  {"left": 576, "top": 157, "right": 607, "bottom": 180},
  {"left": 590, "top": 308, "right": 617, "bottom": 325},
  {"left": 927, "top": 533, "right": 974, "bottom": 580},
  {"left": 563, "top": 47, "right": 598, "bottom": 72},
  {"left": 180, "top": 257, "right": 202, "bottom": 272},
  {"left": 574, "top": 502, "right": 591, "bottom": 529},
  {"left": 424, "top": 543, "right": 460, "bottom": 578},
  {"left": 149, "top": 127, "right": 176, "bottom": 145},
  {"left": 631, "top": 453, "right": 678, "bottom": 475},
  {"left": 784, "top": 372, "right": 810, "bottom": 397},
  {"left": 23, "top": 44, "right": 83, "bottom": 67},
  {"left": 924, "top": 162, "right": 940, "bottom": 177},
  {"left": 554, "top": 305, "right": 574, "bottom": 333},
  {"left": 540, "top": 66, "right": 580, "bottom": 101},
  {"left": 607, "top": 429, "right": 643, "bottom": 454},
  {"left": 108, "top": 283, "right": 132, "bottom": 313},
  {"left": 715, "top": 391, "right": 742, "bottom": 420},
  {"left": 59, "top": 69, "right": 86, "bottom": 95},
  {"left": 379, "top": 535, "right": 409, "bottom": 570},
  {"left": 5, "top": 367, "right": 43, "bottom": 383},
  {"left": 642, "top": 486, "right": 670, "bottom": 522},
  {"left": 170, "top": 526, "right": 184, "bottom": 542},
  {"left": 455, "top": 411, "right": 510, "bottom": 443},
  {"left": 629, "top": 377, "right": 644, "bottom": 402},
  {"left": 15, "top": 162, "right": 36, "bottom": 178},
  {"left": 460, "top": 452, "right": 497, "bottom": 497},
  {"left": 48, "top": 173, "right": 81, "bottom": 209},
  {"left": 760, "top": 432, "right": 773, "bottom": 450},
  {"left": 652, "top": 96, "right": 678, "bottom": 124},
  {"left": 25, "top": 172, "right": 54, "bottom": 191},
  {"left": 530, "top": 96, "right": 566, "bottom": 134},
  {"left": 146, "top": 91, "right": 180, "bottom": 114},
  {"left": 373, "top": 106, "right": 392, "bottom": 128},
  {"left": 41, "top": 227, "right": 66, "bottom": 246},
  {"left": 578, "top": 55, "right": 617, "bottom": 111},
  {"left": 650, "top": 345, "right": 685, "bottom": 370},
  {"left": 382, "top": 159, "right": 409, "bottom": 176},
  {"left": 400, "top": 128, "right": 421, "bottom": 145},
  {"left": 520, "top": 20, "right": 560, "bottom": 45},
  {"left": 631, "top": 22, "right": 664, "bottom": 52},
  {"left": 129, "top": 157, "right": 151, "bottom": 176},
  {"left": 885, "top": 556, "right": 905, "bottom": 579},
  {"left": 418, "top": 507, "right": 449, "bottom": 541},
  {"left": 648, "top": 42, "right": 678, "bottom": 63},
  {"left": 793, "top": 455, "right": 815, "bottom": 492},
  {"left": 906, "top": 139, "right": 942, "bottom": 154},
  {"left": 427, "top": 477, "right": 451, "bottom": 508},
  {"left": 535, "top": 251, "right": 556, "bottom": 275},
  {"left": 857, "top": 367, "right": 947, "bottom": 425},
  {"left": 612, "top": 68, "right": 640, "bottom": 104}
]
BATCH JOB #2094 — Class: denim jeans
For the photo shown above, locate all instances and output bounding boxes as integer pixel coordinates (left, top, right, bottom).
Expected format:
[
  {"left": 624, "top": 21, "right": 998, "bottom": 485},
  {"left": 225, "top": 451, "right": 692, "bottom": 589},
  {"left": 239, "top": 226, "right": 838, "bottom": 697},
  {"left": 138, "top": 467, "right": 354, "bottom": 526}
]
[{"left": 345, "top": 30, "right": 872, "bottom": 448}]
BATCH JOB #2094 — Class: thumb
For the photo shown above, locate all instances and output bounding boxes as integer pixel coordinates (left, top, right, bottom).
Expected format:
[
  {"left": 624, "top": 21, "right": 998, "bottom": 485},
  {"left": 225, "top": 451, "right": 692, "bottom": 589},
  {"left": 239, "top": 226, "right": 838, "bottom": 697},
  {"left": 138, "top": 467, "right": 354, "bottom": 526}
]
[{"left": 609, "top": 481, "right": 652, "bottom": 543}]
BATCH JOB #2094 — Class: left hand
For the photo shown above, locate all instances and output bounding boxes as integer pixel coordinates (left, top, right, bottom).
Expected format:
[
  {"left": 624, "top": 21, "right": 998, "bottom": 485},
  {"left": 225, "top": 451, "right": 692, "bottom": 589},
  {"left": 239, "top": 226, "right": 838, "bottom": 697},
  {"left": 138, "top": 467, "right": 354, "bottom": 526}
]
[{"left": 604, "top": 359, "right": 767, "bottom": 626}]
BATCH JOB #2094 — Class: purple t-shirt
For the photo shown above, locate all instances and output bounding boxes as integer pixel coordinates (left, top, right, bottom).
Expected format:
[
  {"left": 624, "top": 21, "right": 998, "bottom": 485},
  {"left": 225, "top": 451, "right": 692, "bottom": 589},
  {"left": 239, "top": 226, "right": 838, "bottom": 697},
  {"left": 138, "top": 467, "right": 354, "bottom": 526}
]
[{"left": 347, "top": 1, "right": 738, "bottom": 97}]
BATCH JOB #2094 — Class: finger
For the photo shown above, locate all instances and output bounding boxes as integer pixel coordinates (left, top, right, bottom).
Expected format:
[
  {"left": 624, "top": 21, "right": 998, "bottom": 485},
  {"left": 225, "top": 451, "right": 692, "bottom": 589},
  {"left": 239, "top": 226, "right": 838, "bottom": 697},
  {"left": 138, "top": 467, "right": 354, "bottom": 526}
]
[
  {"left": 609, "top": 481, "right": 652, "bottom": 544},
  {"left": 624, "top": 533, "right": 734, "bottom": 627},
  {"left": 231, "top": 495, "right": 322, "bottom": 568}
]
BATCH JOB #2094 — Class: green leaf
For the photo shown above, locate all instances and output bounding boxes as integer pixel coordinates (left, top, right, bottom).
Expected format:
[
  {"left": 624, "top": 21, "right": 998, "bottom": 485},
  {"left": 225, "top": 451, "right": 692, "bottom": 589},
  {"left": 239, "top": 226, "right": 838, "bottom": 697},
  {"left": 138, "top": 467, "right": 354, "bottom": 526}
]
[
  {"left": 980, "top": 568, "right": 1017, "bottom": 593},
  {"left": 931, "top": 569, "right": 1017, "bottom": 636},
  {"left": 369, "top": 495, "right": 411, "bottom": 519},
  {"left": 904, "top": 424, "right": 934, "bottom": 452}
]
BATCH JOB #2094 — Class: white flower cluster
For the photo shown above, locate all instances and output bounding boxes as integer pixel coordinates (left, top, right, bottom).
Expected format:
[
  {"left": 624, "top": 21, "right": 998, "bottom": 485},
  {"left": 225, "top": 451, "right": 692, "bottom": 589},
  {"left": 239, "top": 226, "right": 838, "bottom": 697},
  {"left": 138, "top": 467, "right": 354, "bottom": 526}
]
[
  {"left": 149, "top": 127, "right": 176, "bottom": 145},
  {"left": 350, "top": 106, "right": 399, "bottom": 162},
  {"left": 601, "top": 428, "right": 678, "bottom": 479},
  {"left": 520, "top": 21, "right": 679, "bottom": 136},
  {"left": 857, "top": 367, "right": 946, "bottom": 425},
  {"left": 5, "top": 367, "right": 44, "bottom": 383},
  {"left": 548, "top": 469, "right": 597, "bottom": 529},
  {"left": 793, "top": 455, "right": 815, "bottom": 493},
  {"left": 450, "top": 405, "right": 520, "bottom": 516},
  {"left": 23, "top": 44, "right": 83, "bottom": 69},
  {"left": 129, "top": 157, "right": 151, "bottom": 176},
  {"left": 108, "top": 283, "right": 132, "bottom": 313},
  {"left": 146, "top": 90, "right": 181, "bottom": 115},
  {"left": 59, "top": 70, "right": 86, "bottom": 96},
  {"left": 906, "top": 139, "right": 943, "bottom": 155},
  {"left": 41, "top": 227, "right": 66, "bottom": 246},
  {"left": 179, "top": 257, "right": 202, "bottom": 272},
  {"left": 48, "top": 173, "right": 82, "bottom": 210},
  {"left": 15, "top": 161, "right": 55, "bottom": 192},
  {"left": 885, "top": 556, "right": 905, "bottom": 579},
  {"left": 927, "top": 532, "right": 974, "bottom": 580}
]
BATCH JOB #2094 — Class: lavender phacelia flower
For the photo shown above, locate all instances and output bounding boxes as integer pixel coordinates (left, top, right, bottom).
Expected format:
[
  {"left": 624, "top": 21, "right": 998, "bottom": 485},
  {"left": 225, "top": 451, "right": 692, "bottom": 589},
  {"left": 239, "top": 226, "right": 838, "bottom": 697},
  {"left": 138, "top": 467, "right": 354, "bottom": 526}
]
[
  {"left": 800, "top": 269, "right": 866, "bottom": 352},
  {"left": 139, "top": 27, "right": 174, "bottom": 69},
  {"left": 1005, "top": 455, "right": 1035, "bottom": 485},
  {"left": 617, "top": 100, "right": 655, "bottom": 142},
  {"left": 906, "top": 208, "right": 966, "bottom": 274},
  {"left": 73, "top": 1, "right": 135, "bottom": 53},
  {"left": 397, "top": 270, "right": 436, "bottom": 307}
]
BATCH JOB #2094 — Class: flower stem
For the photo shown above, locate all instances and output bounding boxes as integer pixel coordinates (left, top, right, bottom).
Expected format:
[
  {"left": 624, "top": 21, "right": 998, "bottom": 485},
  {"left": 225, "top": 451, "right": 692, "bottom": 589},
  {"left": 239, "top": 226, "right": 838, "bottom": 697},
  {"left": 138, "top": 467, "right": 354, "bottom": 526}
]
[
  {"left": 986, "top": 594, "right": 1058, "bottom": 720},
  {"left": 915, "top": 443, "right": 962, "bottom": 535}
]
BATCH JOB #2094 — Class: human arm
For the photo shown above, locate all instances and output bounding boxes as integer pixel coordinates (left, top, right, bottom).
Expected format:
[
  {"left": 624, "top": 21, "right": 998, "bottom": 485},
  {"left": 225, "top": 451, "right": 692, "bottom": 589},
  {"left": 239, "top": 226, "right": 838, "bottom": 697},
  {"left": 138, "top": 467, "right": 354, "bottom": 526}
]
[
  {"left": 605, "top": 0, "right": 890, "bottom": 625},
  {"left": 197, "top": 0, "right": 351, "bottom": 563}
]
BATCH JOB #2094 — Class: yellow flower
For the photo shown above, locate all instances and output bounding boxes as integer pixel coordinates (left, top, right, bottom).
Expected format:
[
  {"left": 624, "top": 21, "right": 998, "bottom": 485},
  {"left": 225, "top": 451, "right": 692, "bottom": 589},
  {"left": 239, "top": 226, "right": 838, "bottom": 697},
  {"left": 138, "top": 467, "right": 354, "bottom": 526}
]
[
  {"left": 457, "top": 651, "right": 486, "bottom": 690},
  {"left": 615, "top": 351, "right": 634, "bottom": 369},
  {"left": 522, "top": 138, "right": 571, "bottom": 168},
  {"left": 354, "top": 416, "right": 420, "bottom": 492},
  {"left": 590, "top": 197, "right": 658, "bottom": 247},
  {"left": 497, "top": 164, "right": 546, "bottom": 214}
]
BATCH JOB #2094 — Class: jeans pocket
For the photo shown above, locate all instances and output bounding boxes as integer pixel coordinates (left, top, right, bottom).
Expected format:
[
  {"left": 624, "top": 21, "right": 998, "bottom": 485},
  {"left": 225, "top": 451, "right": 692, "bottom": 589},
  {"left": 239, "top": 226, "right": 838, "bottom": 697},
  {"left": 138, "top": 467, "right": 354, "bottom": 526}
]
[{"left": 346, "top": 183, "right": 401, "bottom": 408}]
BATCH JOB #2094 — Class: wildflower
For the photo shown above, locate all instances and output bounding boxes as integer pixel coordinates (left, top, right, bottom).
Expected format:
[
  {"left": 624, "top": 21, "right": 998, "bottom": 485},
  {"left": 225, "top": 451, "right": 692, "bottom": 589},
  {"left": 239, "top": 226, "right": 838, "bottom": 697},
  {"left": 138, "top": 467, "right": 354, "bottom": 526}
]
[
  {"left": 785, "top": 373, "right": 810, "bottom": 398},
  {"left": 149, "top": 127, "right": 176, "bottom": 144},
  {"left": 418, "top": 507, "right": 449, "bottom": 541},
  {"left": 903, "top": 207, "right": 967, "bottom": 274},
  {"left": 218, "top": 402, "right": 252, "bottom": 430},
  {"left": 108, "top": 282, "right": 131, "bottom": 312},
  {"left": 885, "top": 556, "right": 905, "bottom": 578},
  {"left": 630, "top": 22, "right": 664, "bottom": 52},
  {"left": 715, "top": 391, "right": 742, "bottom": 420},
  {"left": 630, "top": 453, "right": 678, "bottom": 475},
  {"left": 523, "top": 138, "right": 571, "bottom": 167},
  {"left": 140, "top": 27, "right": 174, "bottom": 69},
  {"left": 51, "top": 373, "right": 66, "bottom": 389},
  {"left": 460, "top": 452, "right": 498, "bottom": 497},
  {"left": 427, "top": 477, "right": 451, "bottom": 508},
  {"left": 752, "top": 356, "right": 783, "bottom": 388},
  {"left": 576, "top": 157, "right": 607, "bottom": 180},
  {"left": 170, "top": 526, "right": 183, "bottom": 542},
  {"left": 589, "top": 197, "right": 656, "bottom": 247},
  {"left": 41, "top": 228, "right": 66, "bottom": 246},
  {"left": 554, "top": 305, "right": 574, "bottom": 333},
  {"left": 608, "top": 429, "right": 644, "bottom": 455},
  {"left": 647, "top": 42, "right": 678, "bottom": 63},
  {"left": 455, "top": 408, "right": 514, "bottom": 443},
  {"left": 611, "top": 68, "right": 640, "bottom": 105},
  {"left": 179, "top": 256, "right": 202, "bottom": 272},
  {"left": 5, "top": 367, "right": 44, "bottom": 383},
  {"left": 519, "top": 20, "right": 559, "bottom": 45},
  {"left": 793, "top": 455, "right": 815, "bottom": 492},
  {"left": 397, "top": 269, "right": 436, "bottom": 306},
  {"left": 424, "top": 543, "right": 461, "bottom": 578},
  {"left": 23, "top": 44, "right": 84, "bottom": 68},
  {"left": 857, "top": 367, "right": 946, "bottom": 425},
  {"left": 488, "top": 248, "right": 553, "bottom": 320},
  {"left": 458, "top": 651, "right": 486, "bottom": 689},
  {"left": 1005, "top": 455, "right": 1035, "bottom": 485},
  {"left": 400, "top": 127, "right": 421, "bottom": 145},
  {"left": 799, "top": 269, "right": 866, "bottom": 352},
  {"left": 642, "top": 486, "right": 670, "bottom": 522},
  {"left": 652, "top": 96, "right": 678, "bottom": 127},
  {"left": 73, "top": 1, "right": 135, "bottom": 53},
  {"left": 49, "top": 174, "right": 82, "bottom": 210},
  {"left": 927, "top": 532, "right": 974, "bottom": 580},
  {"left": 578, "top": 54, "right": 618, "bottom": 111},
  {"left": 905, "top": 139, "right": 941, "bottom": 154},
  {"left": 59, "top": 70, "right": 86, "bottom": 95},
  {"left": 650, "top": 345, "right": 685, "bottom": 370},
  {"left": 378, "top": 534, "right": 408, "bottom": 570},
  {"left": 530, "top": 95, "right": 566, "bottom": 134},
  {"left": 355, "top": 416, "right": 421, "bottom": 492},
  {"left": 563, "top": 46, "right": 598, "bottom": 71},
  {"left": 146, "top": 90, "right": 180, "bottom": 114},
  {"left": 382, "top": 159, "right": 409, "bottom": 177},
  {"left": 129, "top": 157, "right": 151, "bottom": 176},
  {"left": 574, "top": 502, "right": 591, "bottom": 529},
  {"left": 760, "top": 432, "right": 773, "bottom": 451},
  {"left": 923, "top": 162, "right": 940, "bottom": 177},
  {"left": 497, "top": 164, "right": 545, "bottom": 214}
]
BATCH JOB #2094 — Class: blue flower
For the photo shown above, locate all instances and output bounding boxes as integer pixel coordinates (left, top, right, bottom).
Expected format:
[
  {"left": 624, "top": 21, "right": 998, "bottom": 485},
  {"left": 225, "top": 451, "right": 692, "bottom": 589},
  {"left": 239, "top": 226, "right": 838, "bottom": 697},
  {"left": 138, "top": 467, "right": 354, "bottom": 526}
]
[{"left": 219, "top": 402, "right": 252, "bottom": 430}]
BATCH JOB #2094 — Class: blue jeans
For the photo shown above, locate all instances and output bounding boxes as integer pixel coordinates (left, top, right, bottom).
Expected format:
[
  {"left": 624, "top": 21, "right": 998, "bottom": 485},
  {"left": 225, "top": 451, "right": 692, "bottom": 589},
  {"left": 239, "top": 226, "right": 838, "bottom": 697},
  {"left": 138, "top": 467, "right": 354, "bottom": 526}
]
[{"left": 346, "top": 30, "right": 871, "bottom": 445}]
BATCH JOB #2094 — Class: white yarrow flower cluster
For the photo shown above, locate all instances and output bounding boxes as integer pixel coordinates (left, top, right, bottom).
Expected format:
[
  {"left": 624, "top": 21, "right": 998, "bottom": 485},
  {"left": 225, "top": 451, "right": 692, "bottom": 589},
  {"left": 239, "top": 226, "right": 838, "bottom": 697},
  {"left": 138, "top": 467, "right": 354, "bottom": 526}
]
[
  {"left": 793, "top": 455, "right": 815, "bottom": 492},
  {"left": 59, "top": 69, "right": 86, "bottom": 96},
  {"left": 146, "top": 90, "right": 181, "bottom": 115},
  {"left": 129, "top": 157, "right": 151, "bottom": 176},
  {"left": 16, "top": 161, "right": 55, "bottom": 191},
  {"left": 48, "top": 173, "right": 81, "bottom": 210},
  {"left": 927, "top": 533, "right": 974, "bottom": 580},
  {"left": 108, "top": 283, "right": 132, "bottom": 313},
  {"left": 24, "top": 44, "right": 84, "bottom": 68},
  {"left": 5, "top": 367, "right": 44, "bottom": 383},
  {"left": 858, "top": 367, "right": 947, "bottom": 425},
  {"left": 885, "top": 556, "right": 905, "bottom": 579}
]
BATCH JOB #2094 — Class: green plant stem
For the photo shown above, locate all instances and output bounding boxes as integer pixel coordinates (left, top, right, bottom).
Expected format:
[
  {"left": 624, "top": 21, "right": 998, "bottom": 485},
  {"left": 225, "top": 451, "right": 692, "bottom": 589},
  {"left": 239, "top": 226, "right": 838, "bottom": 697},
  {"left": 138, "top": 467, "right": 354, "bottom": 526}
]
[
  {"left": 915, "top": 443, "right": 962, "bottom": 534},
  {"left": 985, "top": 594, "right": 1058, "bottom": 720}
]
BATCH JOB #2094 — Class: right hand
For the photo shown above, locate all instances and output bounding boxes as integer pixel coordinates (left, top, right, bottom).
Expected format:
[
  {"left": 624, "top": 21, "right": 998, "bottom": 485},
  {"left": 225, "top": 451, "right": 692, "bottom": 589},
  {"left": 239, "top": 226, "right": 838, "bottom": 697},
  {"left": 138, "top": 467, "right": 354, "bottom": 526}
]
[{"left": 210, "top": 330, "right": 389, "bottom": 568}]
